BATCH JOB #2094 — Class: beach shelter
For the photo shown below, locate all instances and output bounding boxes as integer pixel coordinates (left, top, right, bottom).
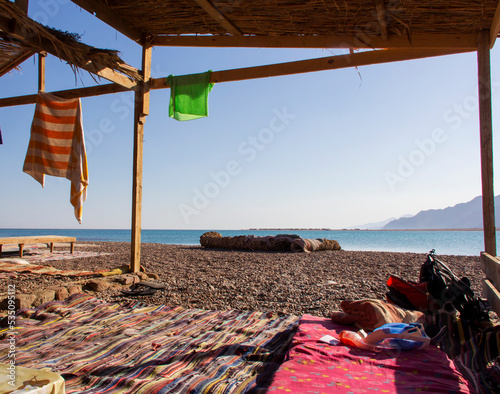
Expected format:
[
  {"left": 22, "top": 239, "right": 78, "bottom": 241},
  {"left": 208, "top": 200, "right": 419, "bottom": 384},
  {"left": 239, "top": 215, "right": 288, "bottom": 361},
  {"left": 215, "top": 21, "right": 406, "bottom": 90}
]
[{"left": 1, "top": 0, "right": 500, "bottom": 310}]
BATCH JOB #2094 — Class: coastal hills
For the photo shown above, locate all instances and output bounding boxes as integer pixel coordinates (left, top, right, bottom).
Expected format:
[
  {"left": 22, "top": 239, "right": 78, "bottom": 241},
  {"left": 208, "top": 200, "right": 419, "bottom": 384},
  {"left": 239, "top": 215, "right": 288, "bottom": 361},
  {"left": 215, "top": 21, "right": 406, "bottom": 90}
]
[
  {"left": 381, "top": 195, "right": 500, "bottom": 230},
  {"left": 251, "top": 196, "right": 499, "bottom": 231}
]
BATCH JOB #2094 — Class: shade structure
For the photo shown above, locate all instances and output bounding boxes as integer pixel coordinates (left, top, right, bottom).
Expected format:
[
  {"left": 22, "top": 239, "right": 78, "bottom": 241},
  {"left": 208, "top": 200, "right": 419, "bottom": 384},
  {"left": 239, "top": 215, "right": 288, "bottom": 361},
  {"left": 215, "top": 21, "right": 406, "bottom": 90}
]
[{"left": 0, "top": 0, "right": 498, "bottom": 269}]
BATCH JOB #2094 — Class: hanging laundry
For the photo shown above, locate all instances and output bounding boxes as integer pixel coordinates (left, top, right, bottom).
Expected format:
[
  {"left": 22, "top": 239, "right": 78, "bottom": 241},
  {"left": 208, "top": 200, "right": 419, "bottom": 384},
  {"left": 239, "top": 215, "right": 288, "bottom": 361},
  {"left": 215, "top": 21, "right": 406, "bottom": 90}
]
[
  {"left": 23, "top": 91, "right": 89, "bottom": 223},
  {"left": 167, "top": 71, "right": 214, "bottom": 121}
]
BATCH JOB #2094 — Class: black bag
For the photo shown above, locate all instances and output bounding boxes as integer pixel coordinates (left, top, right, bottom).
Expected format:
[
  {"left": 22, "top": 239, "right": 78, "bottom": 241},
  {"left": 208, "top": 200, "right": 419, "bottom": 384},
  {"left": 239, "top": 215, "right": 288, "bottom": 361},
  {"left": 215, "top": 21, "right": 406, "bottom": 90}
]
[{"left": 419, "top": 250, "right": 490, "bottom": 322}]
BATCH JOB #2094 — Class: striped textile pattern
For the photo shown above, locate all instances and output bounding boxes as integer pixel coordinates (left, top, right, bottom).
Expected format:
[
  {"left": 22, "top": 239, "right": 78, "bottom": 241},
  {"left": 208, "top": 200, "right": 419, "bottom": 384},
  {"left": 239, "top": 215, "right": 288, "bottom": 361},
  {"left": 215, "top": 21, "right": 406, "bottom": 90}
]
[
  {"left": 0, "top": 294, "right": 299, "bottom": 393},
  {"left": 23, "top": 91, "right": 88, "bottom": 223},
  {"left": 0, "top": 258, "right": 108, "bottom": 276},
  {"left": 432, "top": 312, "right": 500, "bottom": 393}
]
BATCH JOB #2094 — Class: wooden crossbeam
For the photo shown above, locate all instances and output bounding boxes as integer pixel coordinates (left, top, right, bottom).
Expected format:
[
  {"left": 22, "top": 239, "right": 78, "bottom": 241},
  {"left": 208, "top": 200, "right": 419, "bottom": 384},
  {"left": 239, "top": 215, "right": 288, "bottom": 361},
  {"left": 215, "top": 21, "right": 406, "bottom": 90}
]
[
  {"left": 0, "top": 83, "right": 130, "bottom": 107},
  {"left": 192, "top": 0, "right": 242, "bottom": 36},
  {"left": 0, "top": 14, "right": 138, "bottom": 88},
  {"left": 151, "top": 33, "right": 478, "bottom": 49},
  {"left": 85, "top": 61, "right": 137, "bottom": 89},
  {"left": 490, "top": 0, "right": 500, "bottom": 48},
  {"left": 374, "top": 0, "right": 388, "bottom": 41},
  {"left": 150, "top": 48, "right": 472, "bottom": 88},
  {"left": 0, "top": 48, "right": 473, "bottom": 108},
  {"left": 71, "top": 0, "right": 142, "bottom": 42}
]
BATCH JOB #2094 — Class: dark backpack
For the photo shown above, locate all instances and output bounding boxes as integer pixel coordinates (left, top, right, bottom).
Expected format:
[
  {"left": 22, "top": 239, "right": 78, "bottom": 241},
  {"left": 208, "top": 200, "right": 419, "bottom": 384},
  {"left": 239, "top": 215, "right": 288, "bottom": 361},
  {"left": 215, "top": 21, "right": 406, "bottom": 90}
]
[{"left": 419, "top": 250, "right": 490, "bottom": 322}]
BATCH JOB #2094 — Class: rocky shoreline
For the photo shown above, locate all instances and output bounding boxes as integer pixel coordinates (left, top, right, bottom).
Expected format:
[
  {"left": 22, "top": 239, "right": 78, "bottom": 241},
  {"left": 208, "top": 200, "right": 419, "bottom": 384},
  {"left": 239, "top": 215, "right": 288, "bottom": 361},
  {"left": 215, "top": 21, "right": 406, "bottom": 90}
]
[{"left": 5, "top": 241, "right": 485, "bottom": 318}]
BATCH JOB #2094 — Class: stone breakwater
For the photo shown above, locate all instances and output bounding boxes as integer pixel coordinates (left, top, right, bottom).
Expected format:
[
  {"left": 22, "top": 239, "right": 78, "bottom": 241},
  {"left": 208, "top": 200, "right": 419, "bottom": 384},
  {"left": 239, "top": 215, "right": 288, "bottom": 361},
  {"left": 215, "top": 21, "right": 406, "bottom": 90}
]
[{"left": 3, "top": 242, "right": 483, "bottom": 317}]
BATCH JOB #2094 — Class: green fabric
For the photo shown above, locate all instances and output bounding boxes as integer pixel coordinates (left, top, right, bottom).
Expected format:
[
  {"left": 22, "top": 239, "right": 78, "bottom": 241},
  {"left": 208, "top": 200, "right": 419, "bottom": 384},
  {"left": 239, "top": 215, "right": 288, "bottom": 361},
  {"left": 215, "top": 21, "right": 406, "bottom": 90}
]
[{"left": 167, "top": 71, "right": 214, "bottom": 121}]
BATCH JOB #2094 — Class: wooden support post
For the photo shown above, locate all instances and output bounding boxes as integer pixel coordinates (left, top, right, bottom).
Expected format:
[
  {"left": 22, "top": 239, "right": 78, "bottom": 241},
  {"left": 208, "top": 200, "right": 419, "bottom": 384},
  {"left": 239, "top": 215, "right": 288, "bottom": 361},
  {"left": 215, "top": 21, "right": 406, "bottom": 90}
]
[
  {"left": 38, "top": 52, "right": 46, "bottom": 91},
  {"left": 478, "top": 30, "right": 497, "bottom": 256},
  {"left": 130, "top": 38, "right": 152, "bottom": 273}
]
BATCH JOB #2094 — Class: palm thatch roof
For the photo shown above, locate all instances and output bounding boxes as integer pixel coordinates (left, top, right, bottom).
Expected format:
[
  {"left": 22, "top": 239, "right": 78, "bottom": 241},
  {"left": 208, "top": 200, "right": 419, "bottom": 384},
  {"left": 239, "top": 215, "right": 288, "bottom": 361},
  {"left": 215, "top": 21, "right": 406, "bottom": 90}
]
[
  {"left": 0, "top": 0, "right": 141, "bottom": 81},
  {"left": 72, "top": 0, "right": 500, "bottom": 49},
  {"left": 0, "top": 38, "right": 33, "bottom": 77},
  {"left": 107, "top": 0, "right": 496, "bottom": 35},
  {"left": 2, "top": 0, "right": 499, "bottom": 80}
]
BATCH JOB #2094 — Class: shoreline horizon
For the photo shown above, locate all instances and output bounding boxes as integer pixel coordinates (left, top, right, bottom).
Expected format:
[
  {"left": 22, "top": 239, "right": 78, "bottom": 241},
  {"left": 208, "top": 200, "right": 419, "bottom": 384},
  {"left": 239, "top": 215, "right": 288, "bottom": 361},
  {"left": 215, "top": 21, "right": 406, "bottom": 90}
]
[{"left": 0, "top": 227, "right": 488, "bottom": 231}]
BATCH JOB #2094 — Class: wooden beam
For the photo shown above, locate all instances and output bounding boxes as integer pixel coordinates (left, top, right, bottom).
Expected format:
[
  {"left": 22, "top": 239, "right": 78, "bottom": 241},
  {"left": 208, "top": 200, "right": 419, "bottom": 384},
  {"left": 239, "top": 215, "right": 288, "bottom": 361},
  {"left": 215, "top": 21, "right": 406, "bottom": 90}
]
[
  {"left": 490, "top": 0, "right": 500, "bottom": 48},
  {"left": 38, "top": 52, "right": 46, "bottom": 91},
  {"left": 0, "top": 83, "right": 130, "bottom": 107},
  {"left": 85, "top": 61, "right": 138, "bottom": 89},
  {"left": 130, "top": 40, "right": 152, "bottom": 273},
  {"left": 0, "top": 48, "right": 471, "bottom": 109},
  {"left": 481, "top": 253, "right": 500, "bottom": 288},
  {"left": 14, "top": 0, "right": 29, "bottom": 14},
  {"left": 374, "top": 0, "right": 388, "bottom": 41},
  {"left": 483, "top": 278, "right": 500, "bottom": 316},
  {"left": 0, "top": 50, "right": 34, "bottom": 77},
  {"left": 70, "top": 0, "right": 142, "bottom": 42},
  {"left": 151, "top": 33, "right": 478, "bottom": 49},
  {"left": 150, "top": 48, "right": 471, "bottom": 89},
  {"left": 192, "top": 0, "right": 242, "bottom": 36},
  {"left": 477, "top": 30, "right": 496, "bottom": 256},
  {"left": 0, "top": 15, "right": 138, "bottom": 88}
]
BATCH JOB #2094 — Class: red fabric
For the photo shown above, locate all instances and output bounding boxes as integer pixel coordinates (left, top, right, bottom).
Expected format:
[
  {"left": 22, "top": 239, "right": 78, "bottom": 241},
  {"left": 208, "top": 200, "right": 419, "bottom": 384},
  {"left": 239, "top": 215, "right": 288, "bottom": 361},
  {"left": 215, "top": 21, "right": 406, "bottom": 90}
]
[
  {"left": 387, "top": 275, "right": 429, "bottom": 310},
  {"left": 266, "top": 314, "right": 474, "bottom": 393}
]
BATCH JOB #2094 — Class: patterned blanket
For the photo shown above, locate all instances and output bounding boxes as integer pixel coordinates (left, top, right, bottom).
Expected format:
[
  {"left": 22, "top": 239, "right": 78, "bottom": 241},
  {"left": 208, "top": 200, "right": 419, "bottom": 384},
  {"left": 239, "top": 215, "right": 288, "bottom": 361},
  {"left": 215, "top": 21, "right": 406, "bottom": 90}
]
[
  {"left": 267, "top": 314, "right": 474, "bottom": 393},
  {"left": 431, "top": 312, "right": 500, "bottom": 393},
  {"left": 0, "top": 295, "right": 299, "bottom": 393},
  {"left": 0, "top": 258, "right": 108, "bottom": 276},
  {"left": 0, "top": 249, "right": 112, "bottom": 276}
]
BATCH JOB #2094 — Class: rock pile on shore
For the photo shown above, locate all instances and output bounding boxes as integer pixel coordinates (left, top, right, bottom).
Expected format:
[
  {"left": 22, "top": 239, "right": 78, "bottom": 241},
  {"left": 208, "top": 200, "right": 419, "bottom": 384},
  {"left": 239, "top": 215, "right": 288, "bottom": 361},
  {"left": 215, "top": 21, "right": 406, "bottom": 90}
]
[{"left": 6, "top": 242, "right": 484, "bottom": 317}]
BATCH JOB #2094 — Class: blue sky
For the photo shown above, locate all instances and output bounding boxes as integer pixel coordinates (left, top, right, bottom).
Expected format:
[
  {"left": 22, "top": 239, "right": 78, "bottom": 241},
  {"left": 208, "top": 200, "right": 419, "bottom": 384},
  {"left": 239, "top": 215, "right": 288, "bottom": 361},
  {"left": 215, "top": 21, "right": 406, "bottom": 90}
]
[{"left": 1, "top": 0, "right": 499, "bottom": 230}]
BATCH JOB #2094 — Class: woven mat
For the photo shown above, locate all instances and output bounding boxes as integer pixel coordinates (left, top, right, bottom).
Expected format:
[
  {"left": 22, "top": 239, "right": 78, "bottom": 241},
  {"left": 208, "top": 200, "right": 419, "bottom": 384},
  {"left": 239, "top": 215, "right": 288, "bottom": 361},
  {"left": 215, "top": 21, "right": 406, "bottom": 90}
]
[
  {"left": 0, "top": 294, "right": 299, "bottom": 393},
  {"left": 1, "top": 248, "right": 109, "bottom": 263},
  {"left": 0, "top": 250, "right": 111, "bottom": 276}
]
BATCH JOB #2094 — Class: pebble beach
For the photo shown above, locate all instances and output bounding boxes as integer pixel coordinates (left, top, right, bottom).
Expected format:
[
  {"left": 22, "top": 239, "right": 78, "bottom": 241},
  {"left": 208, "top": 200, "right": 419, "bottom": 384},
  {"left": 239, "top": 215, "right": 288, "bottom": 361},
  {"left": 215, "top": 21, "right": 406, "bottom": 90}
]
[{"left": 10, "top": 241, "right": 485, "bottom": 318}]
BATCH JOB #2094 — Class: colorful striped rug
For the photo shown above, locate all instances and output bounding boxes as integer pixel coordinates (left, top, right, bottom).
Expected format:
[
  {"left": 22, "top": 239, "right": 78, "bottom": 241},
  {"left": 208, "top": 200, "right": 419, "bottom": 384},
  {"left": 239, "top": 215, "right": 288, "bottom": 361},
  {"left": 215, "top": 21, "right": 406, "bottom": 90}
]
[
  {"left": 431, "top": 312, "right": 500, "bottom": 393},
  {"left": 0, "top": 294, "right": 299, "bottom": 393}
]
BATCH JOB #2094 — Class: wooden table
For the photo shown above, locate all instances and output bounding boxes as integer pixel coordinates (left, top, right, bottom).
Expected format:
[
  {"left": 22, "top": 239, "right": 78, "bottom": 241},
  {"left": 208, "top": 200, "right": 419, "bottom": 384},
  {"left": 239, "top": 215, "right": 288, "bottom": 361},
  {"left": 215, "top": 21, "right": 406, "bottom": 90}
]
[{"left": 0, "top": 235, "right": 76, "bottom": 257}]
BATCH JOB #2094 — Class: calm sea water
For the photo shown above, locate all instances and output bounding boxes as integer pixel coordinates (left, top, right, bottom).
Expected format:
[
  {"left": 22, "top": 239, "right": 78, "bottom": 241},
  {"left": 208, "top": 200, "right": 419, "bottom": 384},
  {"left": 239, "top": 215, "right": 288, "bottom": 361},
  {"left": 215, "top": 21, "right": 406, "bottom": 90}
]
[{"left": 0, "top": 228, "right": 491, "bottom": 256}]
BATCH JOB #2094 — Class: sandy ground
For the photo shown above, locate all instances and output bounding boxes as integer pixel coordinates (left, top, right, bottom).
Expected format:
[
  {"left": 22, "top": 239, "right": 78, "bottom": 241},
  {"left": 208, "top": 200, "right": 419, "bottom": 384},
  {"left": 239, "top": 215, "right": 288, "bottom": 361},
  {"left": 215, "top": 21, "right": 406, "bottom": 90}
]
[{"left": 7, "top": 241, "right": 485, "bottom": 318}]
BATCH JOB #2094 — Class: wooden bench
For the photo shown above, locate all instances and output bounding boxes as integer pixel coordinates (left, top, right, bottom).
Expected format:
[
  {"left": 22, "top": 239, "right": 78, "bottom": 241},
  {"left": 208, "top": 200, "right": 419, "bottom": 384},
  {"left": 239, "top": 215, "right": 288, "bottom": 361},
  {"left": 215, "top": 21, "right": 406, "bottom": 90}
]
[{"left": 0, "top": 236, "right": 76, "bottom": 258}]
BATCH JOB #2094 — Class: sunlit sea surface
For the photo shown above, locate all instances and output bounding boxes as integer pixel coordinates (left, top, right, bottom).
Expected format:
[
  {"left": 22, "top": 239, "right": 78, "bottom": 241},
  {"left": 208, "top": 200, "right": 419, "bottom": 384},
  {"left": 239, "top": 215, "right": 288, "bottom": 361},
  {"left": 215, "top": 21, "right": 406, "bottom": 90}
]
[{"left": 0, "top": 228, "right": 491, "bottom": 256}]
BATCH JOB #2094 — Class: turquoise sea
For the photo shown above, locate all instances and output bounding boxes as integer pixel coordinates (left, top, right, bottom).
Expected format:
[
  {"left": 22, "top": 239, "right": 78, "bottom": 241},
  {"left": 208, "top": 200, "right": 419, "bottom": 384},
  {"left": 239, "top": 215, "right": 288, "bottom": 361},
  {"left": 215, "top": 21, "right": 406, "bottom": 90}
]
[{"left": 0, "top": 228, "right": 492, "bottom": 256}]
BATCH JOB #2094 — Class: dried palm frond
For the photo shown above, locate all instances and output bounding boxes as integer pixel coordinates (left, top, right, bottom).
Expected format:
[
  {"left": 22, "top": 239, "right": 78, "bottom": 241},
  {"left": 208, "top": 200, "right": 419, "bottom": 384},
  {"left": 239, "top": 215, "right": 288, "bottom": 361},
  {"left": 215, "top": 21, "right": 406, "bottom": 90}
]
[{"left": 0, "top": 0, "right": 141, "bottom": 81}]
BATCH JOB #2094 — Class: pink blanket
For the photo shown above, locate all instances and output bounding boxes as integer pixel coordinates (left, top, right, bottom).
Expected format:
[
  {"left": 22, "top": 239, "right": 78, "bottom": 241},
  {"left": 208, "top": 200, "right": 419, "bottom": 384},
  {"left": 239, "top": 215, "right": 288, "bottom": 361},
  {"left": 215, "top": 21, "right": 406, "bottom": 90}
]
[{"left": 266, "top": 314, "right": 474, "bottom": 393}]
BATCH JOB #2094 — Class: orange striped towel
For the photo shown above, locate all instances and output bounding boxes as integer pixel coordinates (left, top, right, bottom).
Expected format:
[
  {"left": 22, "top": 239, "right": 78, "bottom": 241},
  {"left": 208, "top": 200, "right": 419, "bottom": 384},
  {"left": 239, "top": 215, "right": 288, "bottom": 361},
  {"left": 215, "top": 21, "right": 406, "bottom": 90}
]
[{"left": 23, "top": 91, "right": 88, "bottom": 223}]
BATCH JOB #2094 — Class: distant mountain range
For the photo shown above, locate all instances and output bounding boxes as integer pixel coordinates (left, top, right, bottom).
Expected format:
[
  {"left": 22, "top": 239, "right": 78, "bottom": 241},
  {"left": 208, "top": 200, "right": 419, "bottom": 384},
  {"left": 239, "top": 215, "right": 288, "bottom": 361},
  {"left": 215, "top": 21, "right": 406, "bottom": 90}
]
[{"left": 379, "top": 195, "right": 500, "bottom": 230}]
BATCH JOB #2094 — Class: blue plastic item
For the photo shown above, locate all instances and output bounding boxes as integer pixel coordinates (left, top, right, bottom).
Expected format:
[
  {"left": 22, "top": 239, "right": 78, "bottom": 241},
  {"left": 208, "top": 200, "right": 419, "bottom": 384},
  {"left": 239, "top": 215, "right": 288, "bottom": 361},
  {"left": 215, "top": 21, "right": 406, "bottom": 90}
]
[
  {"left": 364, "top": 323, "right": 431, "bottom": 350},
  {"left": 339, "top": 323, "right": 431, "bottom": 352}
]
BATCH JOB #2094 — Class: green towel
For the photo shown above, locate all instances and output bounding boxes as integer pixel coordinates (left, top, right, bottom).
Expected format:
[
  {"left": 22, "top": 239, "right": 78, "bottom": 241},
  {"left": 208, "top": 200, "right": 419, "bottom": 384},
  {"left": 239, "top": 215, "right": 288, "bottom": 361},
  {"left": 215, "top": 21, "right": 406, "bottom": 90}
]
[{"left": 167, "top": 71, "right": 214, "bottom": 121}]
